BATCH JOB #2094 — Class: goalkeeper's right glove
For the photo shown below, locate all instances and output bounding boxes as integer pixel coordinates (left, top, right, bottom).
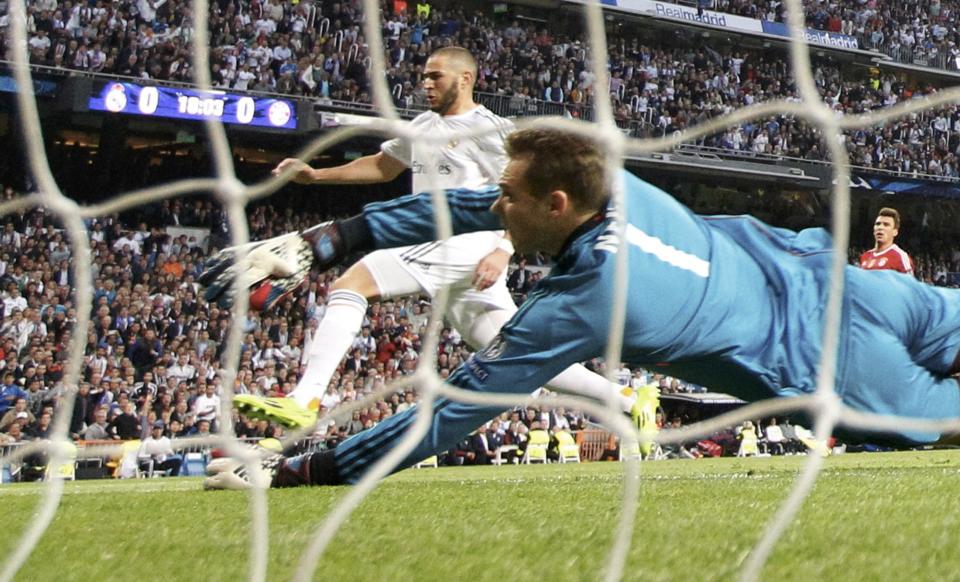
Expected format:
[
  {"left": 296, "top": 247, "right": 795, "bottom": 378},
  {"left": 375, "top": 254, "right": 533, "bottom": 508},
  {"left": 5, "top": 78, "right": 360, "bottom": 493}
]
[{"left": 199, "top": 221, "right": 346, "bottom": 311}]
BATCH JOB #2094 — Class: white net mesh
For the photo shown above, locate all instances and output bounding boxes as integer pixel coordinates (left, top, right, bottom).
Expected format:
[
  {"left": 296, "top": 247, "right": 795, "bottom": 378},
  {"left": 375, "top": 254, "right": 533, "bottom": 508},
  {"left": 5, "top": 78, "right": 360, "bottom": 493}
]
[{"left": 4, "top": 0, "right": 960, "bottom": 580}]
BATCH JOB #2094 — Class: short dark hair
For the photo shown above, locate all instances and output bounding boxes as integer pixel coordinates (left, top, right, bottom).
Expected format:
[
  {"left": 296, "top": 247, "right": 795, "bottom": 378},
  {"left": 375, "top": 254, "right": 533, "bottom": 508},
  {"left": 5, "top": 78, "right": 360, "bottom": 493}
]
[
  {"left": 430, "top": 46, "right": 478, "bottom": 81},
  {"left": 505, "top": 128, "right": 608, "bottom": 213},
  {"left": 878, "top": 207, "right": 901, "bottom": 229}
]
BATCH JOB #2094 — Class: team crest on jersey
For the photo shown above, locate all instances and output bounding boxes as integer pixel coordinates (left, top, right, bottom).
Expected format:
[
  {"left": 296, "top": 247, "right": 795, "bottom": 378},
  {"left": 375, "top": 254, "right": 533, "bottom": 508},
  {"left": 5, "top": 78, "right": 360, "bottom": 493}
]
[
  {"left": 878, "top": 258, "right": 887, "bottom": 267},
  {"left": 446, "top": 138, "right": 459, "bottom": 149},
  {"left": 477, "top": 333, "right": 506, "bottom": 361}
]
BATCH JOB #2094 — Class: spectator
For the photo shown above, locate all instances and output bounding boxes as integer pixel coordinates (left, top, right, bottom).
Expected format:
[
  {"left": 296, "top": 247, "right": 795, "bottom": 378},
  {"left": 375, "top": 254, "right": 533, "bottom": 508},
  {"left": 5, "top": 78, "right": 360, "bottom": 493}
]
[
  {"left": 192, "top": 384, "right": 220, "bottom": 429},
  {"left": 507, "top": 257, "right": 534, "bottom": 296},
  {"left": 0, "top": 373, "right": 27, "bottom": 416},
  {"left": 138, "top": 420, "right": 182, "bottom": 476},
  {"left": 28, "top": 411, "right": 54, "bottom": 440},
  {"left": 0, "top": 398, "right": 34, "bottom": 431},
  {"left": 109, "top": 401, "right": 142, "bottom": 440},
  {"left": 82, "top": 408, "right": 111, "bottom": 441},
  {"left": 763, "top": 418, "right": 786, "bottom": 455},
  {"left": 470, "top": 421, "right": 501, "bottom": 464}
]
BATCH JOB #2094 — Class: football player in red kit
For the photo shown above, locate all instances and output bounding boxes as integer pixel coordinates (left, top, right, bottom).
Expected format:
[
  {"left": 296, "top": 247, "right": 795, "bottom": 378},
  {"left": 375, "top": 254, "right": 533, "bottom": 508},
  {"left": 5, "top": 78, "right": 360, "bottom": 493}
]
[{"left": 859, "top": 207, "right": 913, "bottom": 276}]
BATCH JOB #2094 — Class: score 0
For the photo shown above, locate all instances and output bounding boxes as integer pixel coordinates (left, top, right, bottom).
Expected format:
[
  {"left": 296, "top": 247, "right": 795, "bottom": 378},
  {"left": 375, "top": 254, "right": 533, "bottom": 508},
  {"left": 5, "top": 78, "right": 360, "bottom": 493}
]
[{"left": 138, "top": 86, "right": 159, "bottom": 114}]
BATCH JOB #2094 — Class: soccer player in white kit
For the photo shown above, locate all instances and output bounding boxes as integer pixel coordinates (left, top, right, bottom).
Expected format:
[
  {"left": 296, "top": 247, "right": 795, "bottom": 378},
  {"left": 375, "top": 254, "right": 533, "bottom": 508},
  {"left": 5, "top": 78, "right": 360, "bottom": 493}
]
[{"left": 234, "top": 47, "right": 631, "bottom": 428}]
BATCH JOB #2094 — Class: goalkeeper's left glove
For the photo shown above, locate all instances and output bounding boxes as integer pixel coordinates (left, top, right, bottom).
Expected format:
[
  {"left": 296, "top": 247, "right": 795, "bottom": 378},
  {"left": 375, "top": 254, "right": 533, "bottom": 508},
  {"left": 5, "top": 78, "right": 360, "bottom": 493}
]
[
  {"left": 198, "top": 222, "right": 339, "bottom": 310},
  {"left": 199, "top": 231, "right": 310, "bottom": 310}
]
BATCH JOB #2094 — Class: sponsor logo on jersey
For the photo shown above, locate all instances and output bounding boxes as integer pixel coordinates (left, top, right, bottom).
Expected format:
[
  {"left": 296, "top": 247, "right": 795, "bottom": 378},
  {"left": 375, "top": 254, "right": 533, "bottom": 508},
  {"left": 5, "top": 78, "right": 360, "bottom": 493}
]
[
  {"left": 466, "top": 357, "right": 489, "bottom": 381},
  {"left": 410, "top": 161, "right": 453, "bottom": 175},
  {"left": 477, "top": 334, "right": 507, "bottom": 361}
]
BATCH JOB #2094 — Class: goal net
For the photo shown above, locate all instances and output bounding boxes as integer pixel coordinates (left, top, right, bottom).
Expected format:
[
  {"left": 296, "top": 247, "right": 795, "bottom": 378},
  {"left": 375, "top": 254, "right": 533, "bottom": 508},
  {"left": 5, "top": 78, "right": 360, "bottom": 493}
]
[{"left": 3, "top": 0, "right": 960, "bottom": 580}]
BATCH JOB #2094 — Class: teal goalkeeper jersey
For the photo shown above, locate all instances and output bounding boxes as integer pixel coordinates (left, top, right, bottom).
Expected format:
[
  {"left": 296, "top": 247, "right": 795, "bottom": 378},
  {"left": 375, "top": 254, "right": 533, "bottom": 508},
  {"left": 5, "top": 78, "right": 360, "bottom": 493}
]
[
  {"left": 364, "top": 170, "right": 834, "bottom": 402},
  {"left": 335, "top": 170, "right": 960, "bottom": 480}
]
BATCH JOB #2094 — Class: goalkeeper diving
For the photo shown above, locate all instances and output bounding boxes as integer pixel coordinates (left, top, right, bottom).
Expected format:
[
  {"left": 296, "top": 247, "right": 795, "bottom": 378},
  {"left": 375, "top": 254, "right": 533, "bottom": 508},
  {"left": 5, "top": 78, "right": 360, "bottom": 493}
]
[{"left": 203, "top": 127, "right": 960, "bottom": 489}]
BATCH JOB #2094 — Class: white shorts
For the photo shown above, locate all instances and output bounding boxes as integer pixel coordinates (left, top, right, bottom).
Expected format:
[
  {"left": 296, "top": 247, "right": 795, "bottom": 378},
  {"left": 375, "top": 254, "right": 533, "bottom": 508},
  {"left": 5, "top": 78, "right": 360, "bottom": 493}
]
[{"left": 362, "top": 231, "right": 518, "bottom": 347}]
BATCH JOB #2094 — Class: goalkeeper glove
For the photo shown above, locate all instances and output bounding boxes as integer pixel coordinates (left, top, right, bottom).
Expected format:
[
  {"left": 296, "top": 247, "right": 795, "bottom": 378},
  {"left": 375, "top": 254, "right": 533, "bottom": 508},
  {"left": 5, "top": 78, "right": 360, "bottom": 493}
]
[{"left": 199, "top": 221, "right": 347, "bottom": 311}]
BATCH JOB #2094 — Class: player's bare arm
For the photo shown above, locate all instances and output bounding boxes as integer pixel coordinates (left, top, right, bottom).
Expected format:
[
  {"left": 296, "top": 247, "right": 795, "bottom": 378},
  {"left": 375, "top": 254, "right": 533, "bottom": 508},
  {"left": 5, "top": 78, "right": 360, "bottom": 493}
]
[
  {"left": 272, "top": 152, "right": 406, "bottom": 185},
  {"left": 472, "top": 233, "right": 514, "bottom": 290}
]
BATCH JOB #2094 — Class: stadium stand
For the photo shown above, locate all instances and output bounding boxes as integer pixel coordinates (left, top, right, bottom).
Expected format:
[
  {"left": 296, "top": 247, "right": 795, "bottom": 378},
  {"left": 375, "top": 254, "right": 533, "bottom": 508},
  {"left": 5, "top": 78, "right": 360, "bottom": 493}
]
[{"left": 10, "top": 0, "right": 960, "bottom": 180}]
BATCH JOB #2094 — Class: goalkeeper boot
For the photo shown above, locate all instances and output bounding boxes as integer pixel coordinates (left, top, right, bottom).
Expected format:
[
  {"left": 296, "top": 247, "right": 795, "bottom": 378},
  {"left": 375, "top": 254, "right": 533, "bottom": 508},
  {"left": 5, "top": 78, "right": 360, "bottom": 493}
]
[
  {"left": 204, "top": 452, "right": 329, "bottom": 490},
  {"left": 203, "top": 452, "right": 286, "bottom": 490},
  {"left": 206, "top": 438, "right": 284, "bottom": 476},
  {"left": 234, "top": 394, "right": 318, "bottom": 429}
]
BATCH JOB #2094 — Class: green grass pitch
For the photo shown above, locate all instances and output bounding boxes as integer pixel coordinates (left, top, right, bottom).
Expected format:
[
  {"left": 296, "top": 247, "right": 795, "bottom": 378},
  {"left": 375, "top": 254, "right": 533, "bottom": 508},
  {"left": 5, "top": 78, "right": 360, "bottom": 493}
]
[{"left": 2, "top": 451, "right": 959, "bottom": 581}]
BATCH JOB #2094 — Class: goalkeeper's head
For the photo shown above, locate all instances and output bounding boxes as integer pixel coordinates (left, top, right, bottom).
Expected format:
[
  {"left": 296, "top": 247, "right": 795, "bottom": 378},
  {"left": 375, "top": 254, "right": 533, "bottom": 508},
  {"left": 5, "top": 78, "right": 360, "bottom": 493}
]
[{"left": 493, "top": 128, "right": 609, "bottom": 255}]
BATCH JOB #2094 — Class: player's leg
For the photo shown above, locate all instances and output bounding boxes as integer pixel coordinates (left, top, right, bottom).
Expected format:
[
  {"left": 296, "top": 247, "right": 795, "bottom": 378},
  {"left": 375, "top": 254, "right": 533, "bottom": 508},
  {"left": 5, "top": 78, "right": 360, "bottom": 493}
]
[
  {"left": 449, "top": 284, "right": 634, "bottom": 412},
  {"left": 287, "top": 262, "right": 381, "bottom": 407},
  {"left": 215, "top": 352, "right": 643, "bottom": 489},
  {"left": 839, "top": 313, "right": 960, "bottom": 445},
  {"left": 235, "top": 250, "right": 425, "bottom": 428},
  {"left": 846, "top": 267, "right": 960, "bottom": 375}
]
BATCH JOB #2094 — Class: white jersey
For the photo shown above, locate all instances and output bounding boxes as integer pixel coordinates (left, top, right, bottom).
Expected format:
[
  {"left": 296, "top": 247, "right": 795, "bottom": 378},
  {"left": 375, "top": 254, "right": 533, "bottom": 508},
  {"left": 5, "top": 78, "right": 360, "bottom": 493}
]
[
  {"left": 367, "top": 104, "right": 516, "bottom": 318},
  {"left": 381, "top": 105, "right": 514, "bottom": 193}
]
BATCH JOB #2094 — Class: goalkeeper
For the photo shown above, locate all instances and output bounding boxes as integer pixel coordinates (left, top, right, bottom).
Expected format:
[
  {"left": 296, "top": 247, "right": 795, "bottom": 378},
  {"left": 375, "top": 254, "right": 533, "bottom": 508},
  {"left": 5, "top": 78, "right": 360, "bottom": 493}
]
[{"left": 204, "top": 127, "right": 960, "bottom": 489}]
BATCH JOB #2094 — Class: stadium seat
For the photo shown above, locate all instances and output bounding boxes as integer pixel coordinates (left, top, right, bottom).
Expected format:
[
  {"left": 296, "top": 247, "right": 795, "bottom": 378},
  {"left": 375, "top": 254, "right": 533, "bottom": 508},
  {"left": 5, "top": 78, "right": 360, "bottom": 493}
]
[
  {"left": 183, "top": 453, "right": 207, "bottom": 476},
  {"left": 44, "top": 442, "right": 77, "bottom": 481},
  {"left": 492, "top": 445, "right": 518, "bottom": 465},
  {"left": 136, "top": 456, "right": 155, "bottom": 478},
  {"left": 109, "top": 440, "right": 141, "bottom": 479},
  {"left": 413, "top": 455, "right": 438, "bottom": 469},
  {"left": 555, "top": 431, "right": 580, "bottom": 463},
  {"left": 45, "top": 459, "right": 76, "bottom": 481},
  {"left": 619, "top": 439, "right": 643, "bottom": 462},
  {"left": 736, "top": 423, "right": 760, "bottom": 457},
  {"left": 523, "top": 430, "right": 550, "bottom": 464}
]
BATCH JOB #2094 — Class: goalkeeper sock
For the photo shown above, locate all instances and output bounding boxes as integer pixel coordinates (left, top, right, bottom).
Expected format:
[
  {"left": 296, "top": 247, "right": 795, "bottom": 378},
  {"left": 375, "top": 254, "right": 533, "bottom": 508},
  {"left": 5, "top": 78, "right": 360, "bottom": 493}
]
[
  {"left": 271, "top": 450, "right": 343, "bottom": 488},
  {"left": 301, "top": 216, "right": 373, "bottom": 272},
  {"left": 290, "top": 289, "right": 368, "bottom": 408},
  {"left": 338, "top": 214, "right": 374, "bottom": 252}
]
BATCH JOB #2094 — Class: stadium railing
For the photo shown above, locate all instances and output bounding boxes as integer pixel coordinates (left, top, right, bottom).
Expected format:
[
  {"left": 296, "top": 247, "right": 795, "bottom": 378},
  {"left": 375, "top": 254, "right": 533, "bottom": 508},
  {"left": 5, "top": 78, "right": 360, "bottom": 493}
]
[{"left": 675, "top": 144, "right": 960, "bottom": 184}]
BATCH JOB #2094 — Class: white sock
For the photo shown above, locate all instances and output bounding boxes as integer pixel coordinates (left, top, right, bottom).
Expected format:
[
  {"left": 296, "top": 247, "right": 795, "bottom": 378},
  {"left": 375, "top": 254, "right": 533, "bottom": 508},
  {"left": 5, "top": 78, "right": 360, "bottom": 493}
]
[
  {"left": 467, "top": 308, "right": 631, "bottom": 412},
  {"left": 544, "top": 364, "right": 634, "bottom": 413},
  {"left": 289, "top": 289, "right": 368, "bottom": 409}
]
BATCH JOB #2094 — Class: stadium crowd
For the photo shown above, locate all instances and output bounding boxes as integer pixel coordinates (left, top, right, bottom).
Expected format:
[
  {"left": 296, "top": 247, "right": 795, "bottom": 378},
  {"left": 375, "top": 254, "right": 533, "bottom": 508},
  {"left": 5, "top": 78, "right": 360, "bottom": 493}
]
[
  {"left": 8, "top": 0, "right": 960, "bottom": 177},
  {"left": 700, "top": 0, "right": 960, "bottom": 69}
]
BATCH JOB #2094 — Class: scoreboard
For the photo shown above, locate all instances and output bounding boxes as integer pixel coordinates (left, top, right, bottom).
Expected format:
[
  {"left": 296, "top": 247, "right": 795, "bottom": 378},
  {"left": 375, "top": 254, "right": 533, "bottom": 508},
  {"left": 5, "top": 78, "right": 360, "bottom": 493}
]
[{"left": 88, "top": 81, "right": 298, "bottom": 131}]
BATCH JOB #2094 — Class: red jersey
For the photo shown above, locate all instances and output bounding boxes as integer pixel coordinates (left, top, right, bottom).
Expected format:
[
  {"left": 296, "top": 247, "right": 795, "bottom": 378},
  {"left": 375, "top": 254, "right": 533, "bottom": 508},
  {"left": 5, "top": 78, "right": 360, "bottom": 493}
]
[{"left": 859, "top": 244, "right": 913, "bottom": 276}]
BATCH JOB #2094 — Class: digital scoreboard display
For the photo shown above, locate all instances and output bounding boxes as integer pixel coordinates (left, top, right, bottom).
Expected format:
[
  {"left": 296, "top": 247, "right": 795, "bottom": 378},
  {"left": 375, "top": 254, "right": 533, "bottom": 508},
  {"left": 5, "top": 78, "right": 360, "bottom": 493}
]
[{"left": 88, "top": 82, "right": 298, "bottom": 130}]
